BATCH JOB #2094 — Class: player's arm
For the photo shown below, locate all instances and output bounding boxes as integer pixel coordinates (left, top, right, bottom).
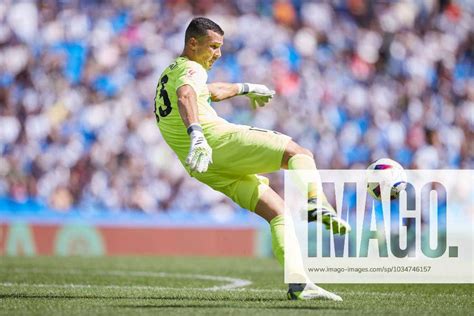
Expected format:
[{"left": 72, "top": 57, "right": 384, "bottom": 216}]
[
  {"left": 208, "top": 82, "right": 275, "bottom": 109},
  {"left": 207, "top": 82, "right": 240, "bottom": 101},
  {"left": 177, "top": 85, "right": 212, "bottom": 173},
  {"left": 177, "top": 85, "right": 200, "bottom": 127}
]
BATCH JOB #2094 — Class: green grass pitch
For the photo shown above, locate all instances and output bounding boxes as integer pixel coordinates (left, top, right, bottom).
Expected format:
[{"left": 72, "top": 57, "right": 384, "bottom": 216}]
[{"left": 0, "top": 256, "right": 472, "bottom": 315}]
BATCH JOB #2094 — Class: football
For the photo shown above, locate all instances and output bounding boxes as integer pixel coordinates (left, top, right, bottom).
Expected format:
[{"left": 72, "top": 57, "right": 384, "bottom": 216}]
[{"left": 366, "top": 158, "right": 407, "bottom": 200}]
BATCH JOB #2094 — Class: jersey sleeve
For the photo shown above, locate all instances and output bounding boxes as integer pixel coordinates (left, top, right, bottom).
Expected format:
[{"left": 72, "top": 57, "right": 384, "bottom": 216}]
[{"left": 175, "top": 61, "right": 208, "bottom": 95}]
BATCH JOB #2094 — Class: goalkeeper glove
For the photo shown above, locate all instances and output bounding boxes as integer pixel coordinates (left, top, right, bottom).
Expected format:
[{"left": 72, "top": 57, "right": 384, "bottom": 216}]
[
  {"left": 185, "top": 123, "right": 213, "bottom": 173},
  {"left": 237, "top": 83, "right": 275, "bottom": 109}
]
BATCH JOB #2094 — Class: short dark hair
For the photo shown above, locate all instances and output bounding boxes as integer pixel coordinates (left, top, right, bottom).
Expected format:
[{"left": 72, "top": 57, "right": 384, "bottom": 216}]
[{"left": 184, "top": 17, "right": 224, "bottom": 43}]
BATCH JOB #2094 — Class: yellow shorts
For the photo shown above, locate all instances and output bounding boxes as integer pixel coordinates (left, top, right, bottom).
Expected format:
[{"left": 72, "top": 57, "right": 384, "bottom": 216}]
[{"left": 190, "top": 124, "right": 291, "bottom": 211}]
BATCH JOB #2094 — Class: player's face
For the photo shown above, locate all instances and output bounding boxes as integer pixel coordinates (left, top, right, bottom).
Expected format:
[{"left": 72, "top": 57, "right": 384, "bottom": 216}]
[{"left": 194, "top": 30, "right": 223, "bottom": 70}]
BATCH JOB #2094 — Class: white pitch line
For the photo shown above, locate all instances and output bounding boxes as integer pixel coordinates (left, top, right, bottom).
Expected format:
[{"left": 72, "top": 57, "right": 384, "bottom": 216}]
[{"left": 2, "top": 268, "right": 252, "bottom": 291}]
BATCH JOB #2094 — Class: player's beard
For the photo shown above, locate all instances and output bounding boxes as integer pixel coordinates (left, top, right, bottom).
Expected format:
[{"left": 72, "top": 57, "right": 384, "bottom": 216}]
[{"left": 208, "top": 57, "right": 218, "bottom": 68}]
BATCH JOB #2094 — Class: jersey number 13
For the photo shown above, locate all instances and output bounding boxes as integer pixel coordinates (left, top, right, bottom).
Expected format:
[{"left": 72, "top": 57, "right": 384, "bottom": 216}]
[{"left": 154, "top": 75, "right": 172, "bottom": 122}]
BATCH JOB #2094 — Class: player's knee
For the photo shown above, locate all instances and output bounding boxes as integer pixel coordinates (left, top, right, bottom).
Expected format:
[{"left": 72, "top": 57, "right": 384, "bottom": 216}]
[
  {"left": 291, "top": 144, "right": 313, "bottom": 159},
  {"left": 300, "top": 147, "right": 313, "bottom": 159},
  {"left": 282, "top": 141, "right": 314, "bottom": 168}
]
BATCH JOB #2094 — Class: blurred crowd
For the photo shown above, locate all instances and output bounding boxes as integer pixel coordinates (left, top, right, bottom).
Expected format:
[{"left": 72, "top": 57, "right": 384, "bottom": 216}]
[{"left": 0, "top": 0, "right": 472, "bottom": 213}]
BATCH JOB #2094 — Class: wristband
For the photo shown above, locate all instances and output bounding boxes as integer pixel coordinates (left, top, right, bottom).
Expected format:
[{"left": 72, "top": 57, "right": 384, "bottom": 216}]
[
  {"left": 237, "top": 83, "right": 250, "bottom": 95},
  {"left": 187, "top": 123, "right": 203, "bottom": 135}
]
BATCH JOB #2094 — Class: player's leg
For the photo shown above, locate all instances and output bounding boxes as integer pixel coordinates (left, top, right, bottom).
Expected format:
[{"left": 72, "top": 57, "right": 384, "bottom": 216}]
[
  {"left": 192, "top": 174, "right": 342, "bottom": 301},
  {"left": 281, "top": 140, "right": 351, "bottom": 235},
  {"left": 254, "top": 186, "right": 342, "bottom": 301},
  {"left": 253, "top": 185, "right": 283, "bottom": 222},
  {"left": 192, "top": 171, "right": 286, "bottom": 272},
  {"left": 253, "top": 187, "right": 284, "bottom": 267}
]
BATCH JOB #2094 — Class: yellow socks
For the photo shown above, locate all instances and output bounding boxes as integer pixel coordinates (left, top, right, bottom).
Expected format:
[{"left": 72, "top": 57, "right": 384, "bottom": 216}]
[
  {"left": 288, "top": 154, "right": 325, "bottom": 201},
  {"left": 270, "top": 214, "right": 285, "bottom": 266}
]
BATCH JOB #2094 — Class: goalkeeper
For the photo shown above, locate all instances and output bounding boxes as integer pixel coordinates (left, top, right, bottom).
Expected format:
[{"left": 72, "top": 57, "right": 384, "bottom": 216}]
[{"left": 155, "top": 17, "right": 350, "bottom": 301}]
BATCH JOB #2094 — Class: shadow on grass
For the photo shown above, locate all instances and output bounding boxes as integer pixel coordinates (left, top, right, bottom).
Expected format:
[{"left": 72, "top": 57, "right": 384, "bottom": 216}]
[
  {"left": 0, "top": 293, "right": 282, "bottom": 302},
  {"left": 116, "top": 304, "right": 347, "bottom": 311},
  {"left": 0, "top": 293, "right": 348, "bottom": 310}
]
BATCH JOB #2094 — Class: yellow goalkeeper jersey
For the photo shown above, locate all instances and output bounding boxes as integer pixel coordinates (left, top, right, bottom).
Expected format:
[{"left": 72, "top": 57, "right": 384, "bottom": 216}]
[{"left": 154, "top": 56, "right": 228, "bottom": 162}]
